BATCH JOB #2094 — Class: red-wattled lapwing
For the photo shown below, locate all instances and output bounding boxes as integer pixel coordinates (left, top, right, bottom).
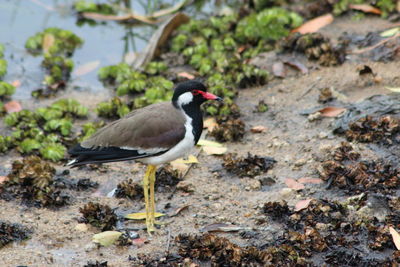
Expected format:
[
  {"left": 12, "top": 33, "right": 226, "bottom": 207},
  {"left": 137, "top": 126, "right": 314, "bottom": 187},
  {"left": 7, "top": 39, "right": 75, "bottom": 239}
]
[{"left": 67, "top": 80, "right": 222, "bottom": 233}]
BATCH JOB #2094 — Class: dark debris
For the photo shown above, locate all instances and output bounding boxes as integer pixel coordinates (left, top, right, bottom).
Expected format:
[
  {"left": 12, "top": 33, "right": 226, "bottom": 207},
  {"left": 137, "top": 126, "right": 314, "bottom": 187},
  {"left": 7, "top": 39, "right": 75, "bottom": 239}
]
[
  {"left": 223, "top": 153, "right": 276, "bottom": 177},
  {"left": 320, "top": 142, "right": 400, "bottom": 194},
  {"left": 79, "top": 202, "right": 117, "bottom": 231},
  {"left": 279, "top": 32, "right": 347, "bottom": 66},
  {"left": 115, "top": 179, "right": 143, "bottom": 200},
  {"left": 0, "top": 221, "right": 31, "bottom": 248}
]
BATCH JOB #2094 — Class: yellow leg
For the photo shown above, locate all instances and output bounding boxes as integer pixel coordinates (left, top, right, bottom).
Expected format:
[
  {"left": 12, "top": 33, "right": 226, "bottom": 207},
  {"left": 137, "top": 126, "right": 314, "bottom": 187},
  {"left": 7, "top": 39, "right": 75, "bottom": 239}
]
[
  {"left": 143, "top": 165, "right": 157, "bottom": 234},
  {"left": 149, "top": 165, "right": 156, "bottom": 232}
]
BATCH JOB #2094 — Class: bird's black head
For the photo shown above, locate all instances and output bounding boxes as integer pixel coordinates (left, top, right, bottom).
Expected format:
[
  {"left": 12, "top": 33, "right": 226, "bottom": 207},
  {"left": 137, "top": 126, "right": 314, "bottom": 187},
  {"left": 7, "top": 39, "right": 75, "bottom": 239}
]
[{"left": 172, "top": 80, "right": 222, "bottom": 108}]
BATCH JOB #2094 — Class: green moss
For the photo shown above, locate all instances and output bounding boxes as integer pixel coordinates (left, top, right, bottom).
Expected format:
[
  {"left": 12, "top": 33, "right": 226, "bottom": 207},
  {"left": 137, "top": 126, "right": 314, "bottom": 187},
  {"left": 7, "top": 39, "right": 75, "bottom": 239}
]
[
  {"left": 74, "top": 0, "right": 117, "bottom": 14},
  {"left": 25, "top": 27, "right": 83, "bottom": 56},
  {"left": 39, "top": 143, "right": 66, "bottom": 162},
  {"left": 144, "top": 62, "right": 168, "bottom": 75},
  {"left": 96, "top": 97, "right": 130, "bottom": 119},
  {"left": 0, "top": 81, "right": 15, "bottom": 97},
  {"left": 79, "top": 121, "right": 105, "bottom": 142},
  {"left": 333, "top": 0, "right": 397, "bottom": 17},
  {"left": 235, "top": 8, "right": 302, "bottom": 43},
  {"left": 19, "top": 138, "right": 42, "bottom": 153},
  {"left": 0, "top": 59, "right": 7, "bottom": 78},
  {"left": 0, "top": 135, "right": 13, "bottom": 153}
]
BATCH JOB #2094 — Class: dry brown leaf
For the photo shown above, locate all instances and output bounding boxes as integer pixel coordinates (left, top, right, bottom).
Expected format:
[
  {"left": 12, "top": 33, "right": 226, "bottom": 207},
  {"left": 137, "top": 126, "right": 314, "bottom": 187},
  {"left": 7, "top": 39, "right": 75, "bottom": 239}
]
[
  {"left": 292, "top": 13, "right": 334, "bottom": 34},
  {"left": 283, "top": 59, "right": 309, "bottom": 74},
  {"left": 42, "top": 33, "right": 55, "bottom": 53},
  {"left": 170, "top": 161, "right": 190, "bottom": 174},
  {"left": 172, "top": 204, "right": 190, "bottom": 217},
  {"left": 389, "top": 226, "right": 400, "bottom": 250},
  {"left": 133, "top": 13, "right": 189, "bottom": 69},
  {"left": 285, "top": 178, "right": 305, "bottom": 190},
  {"left": 132, "top": 238, "right": 147, "bottom": 247},
  {"left": 349, "top": 4, "right": 382, "bottom": 15},
  {"left": 202, "top": 146, "right": 227, "bottom": 155},
  {"left": 319, "top": 106, "right": 346, "bottom": 117},
  {"left": 250, "top": 125, "right": 267, "bottom": 133},
  {"left": 272, "top": 61, "right": 286, "bottom": 78},
  {"left": 397, "top": 0, "right": 400, "bottom": 12},
  {"left": 294, "top": 199, "right": 313, "bottom": 212},
  {"left": 178, "top": 72, "right": 195, "bottom": 80},
  {"left": 204, "top": 117, "right": 218, "bottom": 131},
  {"left": 73, "top": 60, "right": 100, "bottom": 76},
  {"left": 237, "top": 45, "right": 247, "bottom": 53},
  {"left": 200, "top": 223, "right": 243, "bottom": 233},
  {"left": 298, "top": 177, "right": 323, "bottom": 184},
  {"left": 0, "top": 176, "right": 9, "bottom": 184},
  {"left": 4, "top": 101, "right": 22, "bottom": 113},
  {"left": 82, "top": 12, "right": 156, "bottom": 24},
  {"left": 11, "top": 80, "right": 21, "bottom": 88}
]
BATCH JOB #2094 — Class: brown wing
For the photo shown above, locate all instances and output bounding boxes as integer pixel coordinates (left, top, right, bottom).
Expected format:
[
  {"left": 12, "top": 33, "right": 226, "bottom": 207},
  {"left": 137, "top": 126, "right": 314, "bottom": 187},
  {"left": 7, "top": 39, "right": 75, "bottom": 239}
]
[{"left": 82, "top": 102, "right": 186, "bottom": 150}]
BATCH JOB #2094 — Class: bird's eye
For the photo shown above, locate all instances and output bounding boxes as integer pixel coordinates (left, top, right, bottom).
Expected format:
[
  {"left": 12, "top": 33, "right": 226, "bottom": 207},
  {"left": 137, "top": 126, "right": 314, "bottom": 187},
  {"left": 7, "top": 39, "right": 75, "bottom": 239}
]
[{"left": 192, "top": 90, "right": 201, "bottom": 96}]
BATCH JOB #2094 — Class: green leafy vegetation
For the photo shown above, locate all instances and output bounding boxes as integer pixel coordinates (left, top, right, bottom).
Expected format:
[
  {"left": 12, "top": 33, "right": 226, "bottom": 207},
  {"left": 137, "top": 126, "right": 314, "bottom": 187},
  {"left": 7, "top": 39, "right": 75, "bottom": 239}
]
[
  {"left": 25, "top": 28, "right": 83, "bottom": 97},
  {"left": 1, "top": 99, "right": 87, "bottom": 161},
  {"left": 73, "top": 0, "right": 117, "bottom": 14},
  {"left": 96, "top": 97, "right": 130, "bottom": 119},
  {"left": 333, "top": 0, "right": 397, "bottom": 17}
]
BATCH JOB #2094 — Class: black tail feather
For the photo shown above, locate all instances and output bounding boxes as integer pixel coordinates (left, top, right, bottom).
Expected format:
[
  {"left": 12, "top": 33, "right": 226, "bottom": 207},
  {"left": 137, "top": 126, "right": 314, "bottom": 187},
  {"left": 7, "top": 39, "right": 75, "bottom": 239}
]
[{"left": 67, "top": 144, "right": 165, "bottom": 167}]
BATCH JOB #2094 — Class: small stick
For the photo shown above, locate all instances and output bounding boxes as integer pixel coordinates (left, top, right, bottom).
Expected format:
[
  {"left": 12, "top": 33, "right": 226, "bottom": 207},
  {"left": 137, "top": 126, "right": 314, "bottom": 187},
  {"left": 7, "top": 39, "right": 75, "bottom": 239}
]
[
  {"left": 165, "top": 228, "right": 171, "bottom": 254},
  {"left": 350, "top": 33, "right": 400, "bottom": 54}
]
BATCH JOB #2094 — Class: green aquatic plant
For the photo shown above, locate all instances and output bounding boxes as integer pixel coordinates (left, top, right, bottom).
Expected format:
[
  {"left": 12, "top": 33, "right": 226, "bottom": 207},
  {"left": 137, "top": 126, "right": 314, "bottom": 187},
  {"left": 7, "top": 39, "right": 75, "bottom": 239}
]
[
  {"left": 333, "top": 0, "right": 397, "bottom": 17},
  {"left": 235, "top": 7, "right": 303, "bottom": 43},
  {"left": 0, "top": 81, "right": 15, "bottom": 97},
  {"left": 25, "top": 28, "right": 83, "bottom": 97},
  {"left": 1, "top": 99, "right": 88, "bottom": 161},
  {"left": 25, "top": 27, "right": 83, "bottom": 56},
  {"left": 96, "top": 97, "right": 130, "bottom": 119},
  {"left": 73, "top": 0, "right": 117, "bottom": 14},
  {"left": 0, "top": 44, "right": 6, "bottom": 78}
]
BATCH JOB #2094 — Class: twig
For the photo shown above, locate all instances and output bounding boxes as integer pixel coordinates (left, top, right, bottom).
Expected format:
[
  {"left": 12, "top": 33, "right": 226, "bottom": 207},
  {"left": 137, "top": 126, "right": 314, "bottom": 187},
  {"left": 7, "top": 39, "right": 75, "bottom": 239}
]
[
  {"left": 350, "top": 33, "right": 400, "bottom": 54},
  {"left": 82, "top": 12, "right": 158, "bottom": 24},
  {"left": 29, "top": 0, "right": 54, "bottom": 11},
  {"left": 297, "top": 82, "right": 317, "bottom": 100},
  {"left": 165, "top": 228, "right": 171, "bottom": 254},
  {"left": 149, "top": 0, "right": 189, "bottom": 18}
]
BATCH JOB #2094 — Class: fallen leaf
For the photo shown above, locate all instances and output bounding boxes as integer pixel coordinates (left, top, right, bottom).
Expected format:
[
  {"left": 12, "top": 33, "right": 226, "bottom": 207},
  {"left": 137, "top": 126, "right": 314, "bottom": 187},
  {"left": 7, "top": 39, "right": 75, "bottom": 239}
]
[
  {"left": 133, "top": 13, "right": 189, "bottom": 69},
  {"left": 272, "top": 61, "right": 286, "bottom": 78},
  {"left": 75, "top": 223, "right": 88, "bottom": 232},
  {"left": 171, "top": 204, "right": 190, "bottom": 217},
  {"left": 202, "top": 146, "right": 227, "bottom": 155},
  {"left": 250, "top": 125, "right": 267, "bottom": 133},
  {"left": 92, "top": 231, "right": 122, "bottom": 247},
  {"left": 237, "top": 45, "right": 246, "bottom": 53},
  {"left": 318, "top": 106, "right": 346, "bottom": 117},
  {"left": 173, "top": 155, "right": 199, "bottom": 164},
  {"left": 298, "top": 177, "right": 323, "bottom": 184},
  {"left": 380, "top": 27, "right": 400, "bottom": 37},
  {"left": 200, "top": 223, "right": 243, "bottom": 233},
  {"left": 283, "top": 59, "right": 309, "bottom": 74},
  {"left": 389, "top": 226, "right": 400, "bottom": 250},
  {"left": 197, "top": 139, "right": 223, "bottom": 147},
  {"left": 11, "top": 80, "right": 21, "bottom": 87},
  {"left": 131, "top": 238, "right": 147, "bottom": 246},
  {"left": 294, "top": 199, "right": 313, "bottom": 211},
  {"left": 349, "top": 4, "right": 382, "bottom": 15},
  {"left": 4, "top": 101, "right": 22, "bottom": 113},
  {"left": 0, "top": 176, "right": 9, "bottom": 184},
  {"left": 204, "top": 117, "right": 218, "bottom": 131},
  {"left": 178, "top": 72, "right": 195, "bottom": 80},
  {"left": 169, "top": 161, "right": 190, "bottom": 174},
  {"left": 285, "top": 178, "right": 305, "bottom": 190},
  {"left": 73, "top": 60, "right": 100, "bottom": 76},
  {"left": 398, "top": 1, "right": 400, "bottom": 12},
  {"left": 42, "top": 33, "right": 55, "bottom": 53},
  {"left": 125, "top": 212, "right": 165, "bottom": 220},
  {"left": 386, "top": 87, "right": 400, "bottom": 93},
  {"left": 292, "top": 13, "right": 334, "bottom": 34}
]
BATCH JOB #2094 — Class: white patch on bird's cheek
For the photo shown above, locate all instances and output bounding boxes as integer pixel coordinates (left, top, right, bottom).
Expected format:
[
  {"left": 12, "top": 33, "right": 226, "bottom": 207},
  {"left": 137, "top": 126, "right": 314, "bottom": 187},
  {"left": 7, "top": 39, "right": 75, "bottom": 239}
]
[{"left": 177, "top": 92, "right": 193, "bottom": 107}]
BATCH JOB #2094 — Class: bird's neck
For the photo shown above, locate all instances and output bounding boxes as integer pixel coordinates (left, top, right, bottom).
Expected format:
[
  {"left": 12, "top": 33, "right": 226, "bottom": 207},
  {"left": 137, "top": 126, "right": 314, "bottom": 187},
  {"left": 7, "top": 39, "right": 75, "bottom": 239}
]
[{"left": 181, "top": 104, "right": 203, "bottom": 144}]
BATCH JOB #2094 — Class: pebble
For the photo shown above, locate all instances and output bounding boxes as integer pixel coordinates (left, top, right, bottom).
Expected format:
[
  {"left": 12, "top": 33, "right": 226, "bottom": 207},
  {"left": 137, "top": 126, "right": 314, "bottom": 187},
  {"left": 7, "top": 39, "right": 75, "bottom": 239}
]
[
  {"left": 75, "top": 223, "right": 88, "bottom": 232},
  {"left": 84, "top": 242, "right": 98, "bottom": 252},
  {"left": 294, "top": 158, "right": 307, "bottom": 167},
  {"left": 243, "top": 179, "right": 261, "bottom": 191},
  {"left": 176, "top": 181, "right": 195, "bottom": 192},
  {"left": 318, "top": 131, "right": 328, "bottom": 139},
  {"left": 280, "top": 188, "right": 295, "bottom": 198}
]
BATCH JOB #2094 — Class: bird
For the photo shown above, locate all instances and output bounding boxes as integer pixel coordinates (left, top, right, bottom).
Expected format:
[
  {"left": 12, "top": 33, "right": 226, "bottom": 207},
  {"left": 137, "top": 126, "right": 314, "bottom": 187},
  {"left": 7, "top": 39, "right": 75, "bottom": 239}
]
[{"left": 67, "top": 80, "right": 222, "bottom": 234}]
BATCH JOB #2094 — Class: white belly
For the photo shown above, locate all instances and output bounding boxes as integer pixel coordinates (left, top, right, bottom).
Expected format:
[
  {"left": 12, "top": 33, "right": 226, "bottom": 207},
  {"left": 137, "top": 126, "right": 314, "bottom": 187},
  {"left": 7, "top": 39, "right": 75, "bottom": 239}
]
[{"left": 138, "top": 113, "right": 195, "bottom": 165}]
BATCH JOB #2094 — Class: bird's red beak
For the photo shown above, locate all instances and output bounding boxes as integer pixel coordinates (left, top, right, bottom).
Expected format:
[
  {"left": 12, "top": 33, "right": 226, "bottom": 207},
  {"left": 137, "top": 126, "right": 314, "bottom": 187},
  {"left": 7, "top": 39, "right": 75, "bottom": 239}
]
[{"left": 202, "top": 92, "right": 223, "bottom": 102}]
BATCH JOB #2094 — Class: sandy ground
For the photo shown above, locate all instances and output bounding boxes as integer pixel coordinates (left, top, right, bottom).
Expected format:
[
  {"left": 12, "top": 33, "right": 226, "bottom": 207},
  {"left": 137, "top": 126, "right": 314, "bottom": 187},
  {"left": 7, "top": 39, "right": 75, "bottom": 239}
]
[{"left": 0, "top": 16, "right": 400, "bottom": 266}]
